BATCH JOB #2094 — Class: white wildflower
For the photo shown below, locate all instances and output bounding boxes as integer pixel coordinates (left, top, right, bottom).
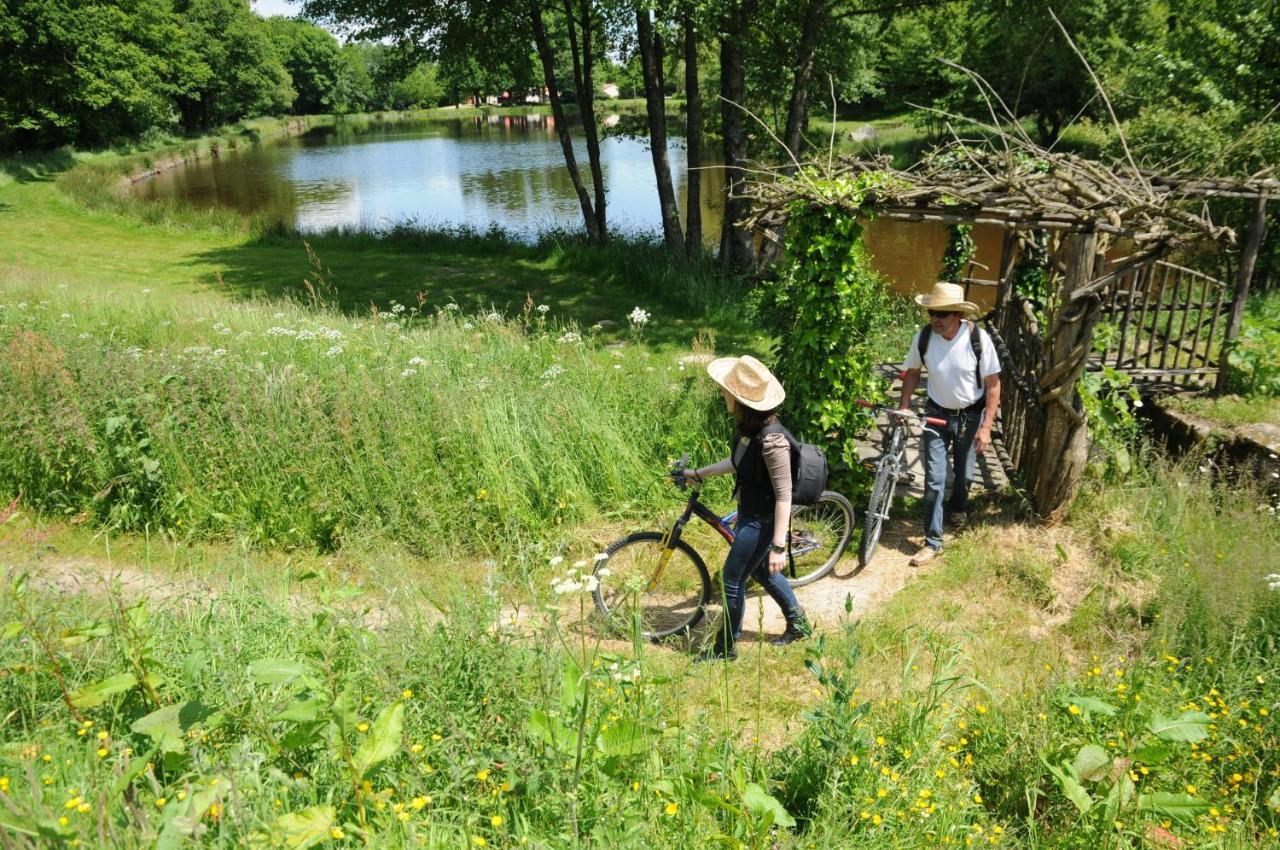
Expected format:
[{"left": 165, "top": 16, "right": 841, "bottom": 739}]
[
  {"left": 391, "top": 301, "right": 406, "bottom": 314},
  {"left": 266, "top": 327, "right": 297, "bottom": 337},
  {"left": 582, "top": 575, "right": 599, "bottom": 593},
  {"left": 596, "top": 567, "right": 611, "bottom": 577},
  {"left": 16, "top": 302, "right": 27, "bottom": 309},
  {"left": 536, "top": 304, "right": 550, "bottom": 314},
  {"left": 409, "top": 356, "right": 427, "bottom": 367},
  {"left": 1268, "top": 574, "right": 1280, "bottom": 591},
  {"left": 484, "top": 311, "right": 502, "bottom": 323},
  {"left": 614, "top": 364, "right": 622, "bottom": 369},
  {"left": 627, "top": 307, "right": 650, "bottom": 327},
  {"left": 211, "top": 348, "right": 227, "bottom": 357},
  {"left": 183, "top": 346, "right": 209, "bottom": 355},
  {"left": 462, "top": 322, "right": 474, "bottom": 330},
  {"left": 540, "top": 364, "right": 566, "bottom": 381},
  {"left": 594, "top": 553, "right": 609, "bottom": 563},
  {"left": 558, "top": 331, "right": 581, "bottom": 344},
  {"left": 141, "top": 288, "right": 152, "bottom": 294},
  {"left": 274, "top": 312, "right": 286, "bottom": 319},
  {"left": 573, "top": 560, "right": 587, "bottom": 569},
  {"left": 548, "top": 555, "right": 564, "bottom": 567},
  {"left": 297, "top": 330, "right": 317, "bottom": 341},
  {"left": 401, "top": 368, "right": 417, "bottom": 377},
  {"left": 552, "top": 578, "right": 583, "bottom": 595},
  {"left": 441, "top": 303, "right": 459, "bottom": 312},
  {"left": 78, "top": 332, "right": 91, "bottom": 339},
  {"left": 325, "top": 346, "right": 343, "bottom": 357},
  {"left": 60, "top": 313, "right": 71, "bottom": 319}
]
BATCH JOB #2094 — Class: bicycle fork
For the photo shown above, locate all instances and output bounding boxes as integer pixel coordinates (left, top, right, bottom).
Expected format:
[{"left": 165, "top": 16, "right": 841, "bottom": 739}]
[{"left": 651, "top": 506, "right": 695, "bottom": 591}]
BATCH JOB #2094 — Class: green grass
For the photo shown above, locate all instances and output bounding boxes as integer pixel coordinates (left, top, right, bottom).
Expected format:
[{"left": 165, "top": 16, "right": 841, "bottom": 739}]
[{"left": 1, "top": 459, "right": 1276, "bottom": 848}]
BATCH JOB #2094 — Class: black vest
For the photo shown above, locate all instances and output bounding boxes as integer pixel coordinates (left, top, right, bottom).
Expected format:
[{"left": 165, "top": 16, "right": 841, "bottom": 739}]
[{"left": 733, "top": 422, "right": 796, "bottom": 519}]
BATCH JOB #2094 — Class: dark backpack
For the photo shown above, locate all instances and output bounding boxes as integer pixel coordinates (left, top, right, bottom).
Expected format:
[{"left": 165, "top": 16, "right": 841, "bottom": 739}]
[
  {"left": 758, "top": 423, "right": 828, "bottom": 506},
  {"left": 918, "top": 320, "right": 984, "bottom": 392}
]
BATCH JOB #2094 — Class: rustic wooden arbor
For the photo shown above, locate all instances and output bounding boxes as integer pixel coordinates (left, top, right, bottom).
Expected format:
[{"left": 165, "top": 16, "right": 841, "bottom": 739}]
[{"left": 750, "top": 145, "right": 1275, "bottom": 517}]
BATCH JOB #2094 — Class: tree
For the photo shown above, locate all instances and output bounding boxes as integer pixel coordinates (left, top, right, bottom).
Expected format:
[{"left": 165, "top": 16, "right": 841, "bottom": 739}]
[
  {"left": 265, "top": 17, "right": 343, "bottom": 114},
  {"left": 635, "top": 3, "right": 684, "bottom": 253},
  {"left": 174, "top": 0, "right": 293, "bottom": 131},
  {"left": 391, "top": 63, "right": 443, "bottom": 108}
]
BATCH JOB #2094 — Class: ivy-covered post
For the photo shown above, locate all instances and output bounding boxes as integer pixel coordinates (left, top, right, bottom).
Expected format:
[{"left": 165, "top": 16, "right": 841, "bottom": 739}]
[
  {"left": 1028, "top": 231, "right": 1101, "bottom": 517},
  {"left": 758, "top": 180, "right": 895, "bottom": 490}
]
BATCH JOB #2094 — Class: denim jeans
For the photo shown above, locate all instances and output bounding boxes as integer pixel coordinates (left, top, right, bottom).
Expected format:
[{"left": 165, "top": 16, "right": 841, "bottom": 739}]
[
  {"left": 921, "top": 401, "right": 984, "bottom": 551},
  {"left": 717, "top": 513, "right": 806, "bottom": 651}
]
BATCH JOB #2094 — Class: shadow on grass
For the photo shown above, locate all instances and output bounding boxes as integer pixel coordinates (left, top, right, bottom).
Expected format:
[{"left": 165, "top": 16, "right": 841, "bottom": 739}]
[
  {"left": 188, "top": 224, "right": 764, "bottom": 351},
  {"left": 0, "top": 148, "right": 77, "bottom": 183}
]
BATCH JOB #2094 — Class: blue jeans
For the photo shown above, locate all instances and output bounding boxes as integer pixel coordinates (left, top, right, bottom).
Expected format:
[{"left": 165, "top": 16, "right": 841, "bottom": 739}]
[
  {"left": 717, "top": 513, "right": 806, "bottom": 651},
  {"left": 922, "top": 401, "right": 984, "bottom": 551}
]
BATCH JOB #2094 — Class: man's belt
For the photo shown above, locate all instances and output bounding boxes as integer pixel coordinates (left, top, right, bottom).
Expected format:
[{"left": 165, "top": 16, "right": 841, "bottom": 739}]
[{"left": 927, "top": 396, "right": 985, "bottom": 415}]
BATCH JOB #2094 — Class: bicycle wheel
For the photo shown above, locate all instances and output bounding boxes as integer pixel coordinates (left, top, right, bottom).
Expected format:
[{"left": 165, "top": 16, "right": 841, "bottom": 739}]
[
  {"left": 592, "top": 532, "right": 712, "bottom": 640},
  {"left": 857, "top": 460, "right": 898, "bottom": 567},
  {"left": 786, "top": 490, "right": 855, "bottom": 587}
]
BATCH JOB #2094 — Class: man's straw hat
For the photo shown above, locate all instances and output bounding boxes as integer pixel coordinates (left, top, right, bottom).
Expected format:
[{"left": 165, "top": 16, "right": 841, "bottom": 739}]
[
  {"left": 707, "top": 355, "right": 786, "bottom": 412},
  {"left": 915, "top": 281, "right": 979, "bottom": 317}
]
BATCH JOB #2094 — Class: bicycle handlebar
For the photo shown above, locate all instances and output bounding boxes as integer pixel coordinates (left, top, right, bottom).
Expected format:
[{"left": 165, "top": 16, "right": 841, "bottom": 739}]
[
  {"left": 855, "top": 399, "right": 947, "bottom": 428},
  {"left": 669, "top": 453, "right": 692, "bottom": 491}
]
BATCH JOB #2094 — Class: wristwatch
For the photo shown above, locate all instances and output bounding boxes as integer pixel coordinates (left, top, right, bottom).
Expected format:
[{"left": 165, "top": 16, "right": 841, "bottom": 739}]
[{"left": 769, "top": 543, "right": 786, "bottom": 554}]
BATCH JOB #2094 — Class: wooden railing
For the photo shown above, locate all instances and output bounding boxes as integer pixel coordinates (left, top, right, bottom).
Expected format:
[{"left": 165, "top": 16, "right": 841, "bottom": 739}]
[{"left": 1095, "top": 259, "right": 1232, "bottom": 390}]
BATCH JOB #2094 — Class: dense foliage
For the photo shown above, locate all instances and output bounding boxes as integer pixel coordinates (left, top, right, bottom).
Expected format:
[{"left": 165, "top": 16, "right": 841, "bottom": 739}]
[
  {"left": 756, "top": 173, "right": 904, "bottom": 483},
  {"left": 0, "top": 0, "right": 445, "bottom": 149},
  {"left": 1223, "top": 293, "right": 1280, "bottom": 398}
]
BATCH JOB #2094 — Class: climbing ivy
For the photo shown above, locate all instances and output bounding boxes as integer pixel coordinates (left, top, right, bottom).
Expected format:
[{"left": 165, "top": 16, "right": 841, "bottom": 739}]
[
  {"left": 757, "top": 176, "right": 899, "bottom": 490},
  {"left": 940, "top": 223, "right": 976, "bottom": 281}
]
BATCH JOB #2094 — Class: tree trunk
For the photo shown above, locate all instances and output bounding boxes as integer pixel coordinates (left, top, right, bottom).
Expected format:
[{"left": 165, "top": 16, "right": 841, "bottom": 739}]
[
  {"left": 758, "top": 0, "right": 825, "bottom": 269},
  {"left": 1216, "top": 195, "right": 1267, "bottom": 391},
  {"left": 637, "top": 6, "right": 685, "bottom": 254},
  {"left": 719, "top": 0, "right": 756, "bottom": 272},
  {"left": 683, "top": 6, "right": 703, "bottom": 257},
  {"left": 563, "top": 0, "right": 607, "bottom": 239},
  {"left": 529, "top": 0, "right": 600, "bottom": 241},
  {"left": 1030, "top": 232, "right": 1100, "bottom": 517}
]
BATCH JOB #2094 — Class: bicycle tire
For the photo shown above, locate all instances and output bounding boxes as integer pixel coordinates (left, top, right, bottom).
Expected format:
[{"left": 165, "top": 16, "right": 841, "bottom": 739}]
[
  {"left": 786, "top": 490, "right": 855, "bottom": 587},
  {"left": 857, "top": 459, "right": 898, "bottom": 567},
  {"left": 592, "top": 532, "right": 712, "bottom": 640}
]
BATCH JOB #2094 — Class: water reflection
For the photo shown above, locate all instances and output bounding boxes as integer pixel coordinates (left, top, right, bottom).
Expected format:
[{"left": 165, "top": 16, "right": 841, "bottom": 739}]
[{"left": 139, "top": 115, "right": 1006, "bottom": 304}]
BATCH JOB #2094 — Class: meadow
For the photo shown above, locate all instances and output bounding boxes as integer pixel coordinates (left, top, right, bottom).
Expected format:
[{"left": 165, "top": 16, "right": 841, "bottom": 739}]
[{"left": 1, "top": 121, "right": 1278, "bottom": 849}]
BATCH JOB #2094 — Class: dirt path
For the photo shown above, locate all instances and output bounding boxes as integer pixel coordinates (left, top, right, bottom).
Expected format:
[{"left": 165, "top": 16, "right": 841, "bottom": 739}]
[
  {"left": 5, "top": 516, "right": 934, "bottom": 645},
  {"left": 736, "top": 517, "right": 926, "bottom": 640}
]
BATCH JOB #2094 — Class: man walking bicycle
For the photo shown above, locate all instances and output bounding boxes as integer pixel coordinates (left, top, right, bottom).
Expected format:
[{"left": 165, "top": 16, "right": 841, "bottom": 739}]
[{"left": 896, "top": 282, "right": 1001, "bottom": 567}]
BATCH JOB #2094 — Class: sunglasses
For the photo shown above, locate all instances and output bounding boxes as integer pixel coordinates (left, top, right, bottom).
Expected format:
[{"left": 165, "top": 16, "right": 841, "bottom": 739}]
[{"left": 927, "top": 309, "right": 960, "bottom": 319}]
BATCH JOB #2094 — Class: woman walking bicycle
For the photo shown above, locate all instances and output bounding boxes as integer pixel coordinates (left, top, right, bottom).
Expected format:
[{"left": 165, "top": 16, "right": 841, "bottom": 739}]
[{"left": 684, "top": 355, "right": 810, "bottom": 661}]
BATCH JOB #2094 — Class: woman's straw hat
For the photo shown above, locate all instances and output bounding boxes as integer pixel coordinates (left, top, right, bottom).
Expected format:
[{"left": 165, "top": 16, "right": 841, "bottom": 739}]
[
  {"left": 914, "top": 281, "right": 979, "bottom": 316},
  {"left": 707, "top": 355, "right": 786, "bottom": 412}
]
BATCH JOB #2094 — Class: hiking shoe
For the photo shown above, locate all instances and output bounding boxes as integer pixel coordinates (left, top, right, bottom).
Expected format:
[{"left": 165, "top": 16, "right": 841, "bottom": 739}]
[
  {"left": 909, "top": 546, "right": 940, "bottom": 567},
  {"left": 770, "top": 620, "right": 811, "bottom": 647},
  {"left": 948, "top": 511, "right": 968, "bottom": 529}
]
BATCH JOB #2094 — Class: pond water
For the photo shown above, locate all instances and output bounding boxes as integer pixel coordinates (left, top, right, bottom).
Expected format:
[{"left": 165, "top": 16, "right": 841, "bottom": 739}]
[{"left": 137, "top": 114, "right": 1003, "bottom": 309}]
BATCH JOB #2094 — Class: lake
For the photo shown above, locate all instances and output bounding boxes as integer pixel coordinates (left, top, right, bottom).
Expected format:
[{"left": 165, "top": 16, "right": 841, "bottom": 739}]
[{"left": 137, "top": 113, "right": 1003, "bottom": 308}]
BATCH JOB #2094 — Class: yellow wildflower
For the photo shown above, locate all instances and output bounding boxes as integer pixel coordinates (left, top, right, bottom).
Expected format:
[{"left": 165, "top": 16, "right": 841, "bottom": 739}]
[{"left": 665, "top": 802, "right": 679, "bottom": 816}]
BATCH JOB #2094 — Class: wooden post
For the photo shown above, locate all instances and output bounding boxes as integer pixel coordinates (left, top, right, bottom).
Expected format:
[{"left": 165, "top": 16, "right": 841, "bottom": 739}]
[
  {"left": 1215, "top": 195, "right": 1268, "bottom": 392},
  {"left": 1029, "top": 231, "right": 1101, "bottom": 518}
]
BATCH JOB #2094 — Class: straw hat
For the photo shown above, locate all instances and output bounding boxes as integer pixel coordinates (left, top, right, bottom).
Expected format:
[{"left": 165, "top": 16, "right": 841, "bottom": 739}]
[
  {"left": 707, "top": 355, "right": 786, "bottom": 412},
  {"left": 914, "top": 281, "right": 979, "bottom": 316}
]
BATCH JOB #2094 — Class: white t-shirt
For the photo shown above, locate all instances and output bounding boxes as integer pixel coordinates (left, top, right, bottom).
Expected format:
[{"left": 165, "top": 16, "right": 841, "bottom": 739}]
[{"left": 902, "top": 322, "right": 1001, "bottom": 410}]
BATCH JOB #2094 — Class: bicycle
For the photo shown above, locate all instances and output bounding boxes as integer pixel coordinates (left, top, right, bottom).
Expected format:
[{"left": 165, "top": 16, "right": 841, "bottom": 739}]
[
  {"left": 854, "top": 400, "right": 947, "bottom": 567},
  {"left": 591, "top": 455, "right": 855, "bottom": 640}
]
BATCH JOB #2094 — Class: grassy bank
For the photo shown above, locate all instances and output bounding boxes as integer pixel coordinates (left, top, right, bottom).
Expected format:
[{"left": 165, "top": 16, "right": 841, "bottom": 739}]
[{"left": 0, "top": 459, "right": 1276, "bottom": 848}]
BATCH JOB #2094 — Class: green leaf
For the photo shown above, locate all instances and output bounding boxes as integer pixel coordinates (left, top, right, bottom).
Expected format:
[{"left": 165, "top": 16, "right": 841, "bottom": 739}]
[
  {"left": 526, "top": 709, "right": 571, "bottom": 751},
  {"left": 1132, "top": 743, "right": 1170, "bottom": 765},
  {"left": 1065, "top": 695, "right": 1119, "bottom": 718},
  {"left": 274, "top": 697, "right": 326, "bottom": 724},
  {"left": 131, "top": 701, "right": 216, "bottom": 755},
  {"left": 597, "top": 720, "right": 648, "bottom": 759},
  {"left": 1044, "top": 760, "right": 1094, "bottom": 815},
  {"left": 1138, "top": 792, "right": 1211, "bottom": 821},
  {"left": 69, "top": 672, "right": 138, "bottom": 708},
  {"left": 352, "top": 702, "right": 403, "bottom": 778},
  {"left": 1072, "top": 744, "right": 1111, "bottom": 783},
  {"left": 248, "top": 658, "right": 312, "bottom": 686},
  {"left": 1147, "top": 711, "right": 1211, "bottom": 743},
  {"left": 742, "top": 783, "right": 796, "bottom": 828},
  {"left": 1, "top": 621, "right": 23, "bottom": 640},
  {"left": 272, "top": 805, "right": 336, "bottom": 849}
]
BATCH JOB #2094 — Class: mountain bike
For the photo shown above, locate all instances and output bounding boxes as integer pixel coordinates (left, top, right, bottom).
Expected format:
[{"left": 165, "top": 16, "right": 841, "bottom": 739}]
[
  {"left": 591, "top": 455, "right": 854, "bottom": 639},
  {"left": 855, "top": 401, "right": 947, "bottom": 567}
]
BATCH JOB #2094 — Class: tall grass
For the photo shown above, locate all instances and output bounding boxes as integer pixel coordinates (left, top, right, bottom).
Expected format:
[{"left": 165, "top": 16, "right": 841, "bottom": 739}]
[{"left": 0, "top": 275, "right": 726, "bottom": 556}]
